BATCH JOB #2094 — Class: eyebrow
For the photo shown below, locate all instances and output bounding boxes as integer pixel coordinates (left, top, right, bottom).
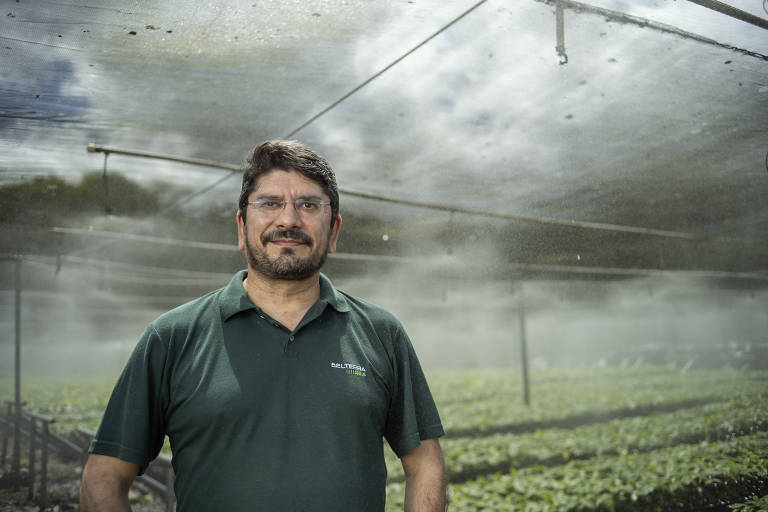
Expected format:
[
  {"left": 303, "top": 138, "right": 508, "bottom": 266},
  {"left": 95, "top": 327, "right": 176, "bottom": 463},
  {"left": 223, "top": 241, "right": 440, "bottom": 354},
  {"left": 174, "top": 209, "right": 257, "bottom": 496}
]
[{"left": 254, "top": 194, "right": 325, "bottom": 201}]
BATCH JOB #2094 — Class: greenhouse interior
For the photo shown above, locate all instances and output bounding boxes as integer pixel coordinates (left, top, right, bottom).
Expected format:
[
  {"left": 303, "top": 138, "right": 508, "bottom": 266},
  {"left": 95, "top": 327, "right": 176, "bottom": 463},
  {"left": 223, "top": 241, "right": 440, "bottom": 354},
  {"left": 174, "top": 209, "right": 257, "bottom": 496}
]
[{"left": 1, "top": 0, "right": 767, "bottom": 510}]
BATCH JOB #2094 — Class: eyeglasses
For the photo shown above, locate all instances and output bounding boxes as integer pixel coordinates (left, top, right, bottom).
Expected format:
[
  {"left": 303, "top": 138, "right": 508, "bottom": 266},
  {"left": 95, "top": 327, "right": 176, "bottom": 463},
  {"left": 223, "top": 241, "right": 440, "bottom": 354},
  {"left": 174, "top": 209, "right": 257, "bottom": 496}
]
[{"left": 247, "top": 198, "right": 330, "bottom": 216}]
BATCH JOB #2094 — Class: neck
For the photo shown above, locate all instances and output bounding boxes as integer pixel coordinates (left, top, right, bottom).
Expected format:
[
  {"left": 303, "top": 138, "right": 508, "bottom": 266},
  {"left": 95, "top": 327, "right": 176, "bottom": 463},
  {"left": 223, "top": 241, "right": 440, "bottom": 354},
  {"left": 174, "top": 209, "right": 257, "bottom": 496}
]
[{"left": 242, "top": 269, "right": 322, "bottom": 308}]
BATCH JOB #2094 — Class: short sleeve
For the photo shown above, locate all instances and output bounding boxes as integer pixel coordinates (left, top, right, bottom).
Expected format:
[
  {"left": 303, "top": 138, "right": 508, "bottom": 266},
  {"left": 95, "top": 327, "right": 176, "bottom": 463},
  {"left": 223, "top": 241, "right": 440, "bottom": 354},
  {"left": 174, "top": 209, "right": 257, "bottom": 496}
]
[
  {"left": 89, "top": 324, "right": 169, "bottom": 474},
  {"left": 383, "top": 327, "right": 444, "bottom": 458}
]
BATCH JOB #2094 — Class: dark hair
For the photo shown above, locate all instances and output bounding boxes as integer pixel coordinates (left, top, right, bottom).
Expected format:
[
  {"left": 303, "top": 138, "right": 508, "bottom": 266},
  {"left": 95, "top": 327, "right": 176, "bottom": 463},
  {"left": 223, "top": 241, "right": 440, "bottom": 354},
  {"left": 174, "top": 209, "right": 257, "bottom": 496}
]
[{"left": 238, "top": 140, "right": 339, "bottom": 226}]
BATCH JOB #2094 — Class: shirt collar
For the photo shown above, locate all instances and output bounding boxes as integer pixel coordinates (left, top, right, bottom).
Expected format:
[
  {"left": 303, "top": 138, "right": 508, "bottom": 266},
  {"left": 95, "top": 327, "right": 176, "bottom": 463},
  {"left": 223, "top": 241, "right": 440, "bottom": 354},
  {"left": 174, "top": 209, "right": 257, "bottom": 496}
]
[
  {"left": 318, "top": 272, "right": 351, "bottom": 313},
  {"left": 219, "top": 270, "right": 350, "bottom": 321}
]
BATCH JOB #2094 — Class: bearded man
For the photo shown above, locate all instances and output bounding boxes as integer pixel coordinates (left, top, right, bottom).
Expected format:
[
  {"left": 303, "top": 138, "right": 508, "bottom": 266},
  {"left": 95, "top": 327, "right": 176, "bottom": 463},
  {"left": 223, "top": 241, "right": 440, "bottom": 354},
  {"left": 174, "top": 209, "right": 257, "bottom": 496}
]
[{"left": 80, "top": 140, "right": 446, "bottom": 511}]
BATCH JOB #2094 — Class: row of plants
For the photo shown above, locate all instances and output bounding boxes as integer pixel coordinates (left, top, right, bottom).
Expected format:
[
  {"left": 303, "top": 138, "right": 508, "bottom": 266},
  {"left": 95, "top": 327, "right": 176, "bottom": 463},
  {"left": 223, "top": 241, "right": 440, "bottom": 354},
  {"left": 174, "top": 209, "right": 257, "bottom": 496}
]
[
  {"left": 3, "top": 367, "right": 766, "bottom": 511},
  {"left": 3, "top": 367, "right": 762, "bottom": 437},
  {"left": 730, "top": 494, "right": 768, "bottom": 511},
  {"left": 427, "top": 366, "right": 710, "bottom": 406},
  {"left": 0, "top": 376, "right": 113, "bottom": 435},
  {"left": 432, "top": 368, "right": 767, "bottom": 434},
  {"left": 384, "top": 393, "right": 768, "bottom": 482},
  {"left": 385, "top": 431, "right": 768, "bottom": 511}
]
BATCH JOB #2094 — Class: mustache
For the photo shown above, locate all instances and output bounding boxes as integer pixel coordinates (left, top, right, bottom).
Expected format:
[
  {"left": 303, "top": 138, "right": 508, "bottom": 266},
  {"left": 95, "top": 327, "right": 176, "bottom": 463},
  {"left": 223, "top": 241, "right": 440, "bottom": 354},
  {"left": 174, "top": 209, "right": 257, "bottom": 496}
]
[{"left": 261, "top": 229, "right": 313, "bottom": 246}]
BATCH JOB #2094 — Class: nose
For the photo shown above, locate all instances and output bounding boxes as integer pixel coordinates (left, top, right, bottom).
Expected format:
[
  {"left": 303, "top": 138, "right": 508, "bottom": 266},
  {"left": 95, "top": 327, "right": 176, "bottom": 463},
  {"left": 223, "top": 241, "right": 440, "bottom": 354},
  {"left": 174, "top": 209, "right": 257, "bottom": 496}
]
[{"left": 273, "top": 200, "right": 303, "bottom": 228}]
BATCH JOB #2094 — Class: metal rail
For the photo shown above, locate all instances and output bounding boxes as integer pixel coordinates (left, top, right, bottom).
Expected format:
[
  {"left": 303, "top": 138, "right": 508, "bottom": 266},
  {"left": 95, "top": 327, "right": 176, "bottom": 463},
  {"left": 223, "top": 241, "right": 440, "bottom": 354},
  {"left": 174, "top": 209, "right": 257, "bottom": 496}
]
[
  {"left": 1, "top": 408, "right": 175, "bottom": 511},
  {"left": 535, "top": 0, "right": 768, "bottom": 61},
  {"left": 686, "top": 0, "right": 768, "bottom": 30},
  {"left": 44, "top": 227, "right": 768, "bottom": 281},
  {"left": 87, "top": 143, "right": 240, "bottom": 172},
  {"left": 84, "top": 143, "right": 697, "bottom": 240}
]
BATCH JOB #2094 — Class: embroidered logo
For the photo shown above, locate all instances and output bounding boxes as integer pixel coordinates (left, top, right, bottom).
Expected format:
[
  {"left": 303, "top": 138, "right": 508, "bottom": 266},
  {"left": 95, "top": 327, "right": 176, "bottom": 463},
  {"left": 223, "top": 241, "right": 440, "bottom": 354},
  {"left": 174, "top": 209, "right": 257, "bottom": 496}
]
[{"left": 330, "top": 361, "right": 367, "bottom": 377}]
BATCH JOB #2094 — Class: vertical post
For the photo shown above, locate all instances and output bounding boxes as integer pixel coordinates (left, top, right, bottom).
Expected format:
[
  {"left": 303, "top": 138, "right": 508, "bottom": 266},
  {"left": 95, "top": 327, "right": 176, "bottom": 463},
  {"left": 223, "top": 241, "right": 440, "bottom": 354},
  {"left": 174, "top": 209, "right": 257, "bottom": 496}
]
[
  {"left": 1, "top": 402, "right": 8, "bottom": 468},
  {"left": 40, "top": 421, "right": 50, "bottom": 509},
  {"left": 28, "top": 417, "right": 36, "bottom": 500},
  {"left": 518, "top": 301, "right": 531, "bottom": 406},
  {"left": 12, "top": 257, "right": 22, "bottom": 488},
  {"left": 164, "top": 466, "right": 175, "bottom": 512}
]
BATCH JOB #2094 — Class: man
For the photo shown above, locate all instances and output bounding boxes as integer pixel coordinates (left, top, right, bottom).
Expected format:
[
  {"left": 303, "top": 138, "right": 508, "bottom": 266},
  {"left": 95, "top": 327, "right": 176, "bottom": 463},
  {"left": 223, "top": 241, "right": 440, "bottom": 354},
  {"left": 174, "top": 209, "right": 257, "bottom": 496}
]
[{"left": 80, "top": 140, "right": 446, "bottom": 511}]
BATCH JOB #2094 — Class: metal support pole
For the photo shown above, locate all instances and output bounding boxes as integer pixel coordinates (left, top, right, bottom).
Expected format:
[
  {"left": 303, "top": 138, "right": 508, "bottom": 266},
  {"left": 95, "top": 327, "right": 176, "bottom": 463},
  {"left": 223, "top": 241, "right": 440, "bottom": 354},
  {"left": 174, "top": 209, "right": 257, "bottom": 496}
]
[
  {"left": 12, "top": 257, "right": 22, "bottom": 488},
  {"left": 518, "top": 301, "right": 531, "bottom": 406},
  {"left": 40, "top": 421, "right": 51, "bottom": 509},
  {"left": 76, "top": 426, "right": 93, "bottom": 478},
  {"left": 28, "top": 417, "right": 36, "bottom": 500},
  {"left": 164, "top": 467, "right": 175, "bottom": 512},
  {"left": 1, "top": 402, "right": 11, "bottom": 468}
]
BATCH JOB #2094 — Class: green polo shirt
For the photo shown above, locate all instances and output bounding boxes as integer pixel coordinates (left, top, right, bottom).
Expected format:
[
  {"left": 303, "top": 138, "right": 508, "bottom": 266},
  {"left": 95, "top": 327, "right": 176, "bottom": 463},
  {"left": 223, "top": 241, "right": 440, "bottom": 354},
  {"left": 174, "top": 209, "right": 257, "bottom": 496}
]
[{"left": 90, "top": 270, "right": 444, "bottom": 511}]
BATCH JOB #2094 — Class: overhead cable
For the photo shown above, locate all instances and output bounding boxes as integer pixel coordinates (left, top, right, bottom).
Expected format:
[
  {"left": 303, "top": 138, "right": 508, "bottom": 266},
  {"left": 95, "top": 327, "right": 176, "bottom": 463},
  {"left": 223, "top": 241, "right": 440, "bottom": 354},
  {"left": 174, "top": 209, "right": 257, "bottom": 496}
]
[{"left": 281, "top": 0, "right": 489, "bottom": 139}]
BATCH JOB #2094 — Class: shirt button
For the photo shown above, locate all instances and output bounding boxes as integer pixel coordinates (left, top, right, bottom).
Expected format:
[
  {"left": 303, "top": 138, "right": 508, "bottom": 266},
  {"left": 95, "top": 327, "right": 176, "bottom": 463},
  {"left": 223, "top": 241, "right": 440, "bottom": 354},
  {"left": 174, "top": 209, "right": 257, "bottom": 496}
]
[{"left": 289, "top": 335, "right": 295, "bottom": 341}]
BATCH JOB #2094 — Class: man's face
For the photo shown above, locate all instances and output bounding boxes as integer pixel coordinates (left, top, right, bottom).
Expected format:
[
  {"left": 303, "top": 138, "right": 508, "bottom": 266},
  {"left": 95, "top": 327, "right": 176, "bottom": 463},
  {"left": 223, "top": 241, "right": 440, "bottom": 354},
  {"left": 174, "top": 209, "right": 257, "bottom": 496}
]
[{"left": 236, "top": 169, "right": 341, "bottom": 281}]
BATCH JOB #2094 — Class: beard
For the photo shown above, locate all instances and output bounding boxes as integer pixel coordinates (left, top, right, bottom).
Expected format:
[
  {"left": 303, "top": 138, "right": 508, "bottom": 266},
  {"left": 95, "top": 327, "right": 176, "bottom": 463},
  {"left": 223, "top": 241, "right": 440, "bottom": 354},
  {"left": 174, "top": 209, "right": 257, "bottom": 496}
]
[{"left": 244, "top": 227, "right": 330, "bottom": 280}]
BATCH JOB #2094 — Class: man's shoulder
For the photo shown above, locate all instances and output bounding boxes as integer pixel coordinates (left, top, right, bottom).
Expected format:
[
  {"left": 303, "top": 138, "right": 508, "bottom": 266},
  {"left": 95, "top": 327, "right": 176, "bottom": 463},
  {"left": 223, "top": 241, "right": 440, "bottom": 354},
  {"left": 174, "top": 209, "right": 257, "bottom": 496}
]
[
  {"left": 149, "top": 286, "right": 225, "bottom": 332},
  {"left": 334, "top": 288, "right": 404, "bottom": 332},
  {"left": 336, "top": 289, "right": 400, "bottom": 325}
]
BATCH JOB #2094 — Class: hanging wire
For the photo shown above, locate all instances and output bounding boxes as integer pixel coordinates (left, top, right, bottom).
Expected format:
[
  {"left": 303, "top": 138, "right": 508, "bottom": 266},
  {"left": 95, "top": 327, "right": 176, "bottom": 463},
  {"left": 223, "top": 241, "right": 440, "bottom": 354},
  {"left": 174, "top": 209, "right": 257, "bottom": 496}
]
[
  {"left": 102, "top": 151, "right": 110, "bottom": 216},
  {"left": 555, "top": 0, "right": 568, "bottom": 65}
]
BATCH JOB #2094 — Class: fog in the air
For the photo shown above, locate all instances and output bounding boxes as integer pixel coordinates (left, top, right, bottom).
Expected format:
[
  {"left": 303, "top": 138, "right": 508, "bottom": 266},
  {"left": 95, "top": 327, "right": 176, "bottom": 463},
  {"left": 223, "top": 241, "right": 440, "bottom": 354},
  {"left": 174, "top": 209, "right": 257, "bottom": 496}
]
[{"left": 1, "top": 246, "right": 765, "bottom": 378}]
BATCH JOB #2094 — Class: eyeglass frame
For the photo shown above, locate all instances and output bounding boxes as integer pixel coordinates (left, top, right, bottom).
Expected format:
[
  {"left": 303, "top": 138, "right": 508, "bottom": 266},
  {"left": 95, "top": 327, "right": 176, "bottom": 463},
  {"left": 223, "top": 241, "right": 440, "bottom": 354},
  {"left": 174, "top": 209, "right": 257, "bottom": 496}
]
[{"left": 246, "top": 196, "right": 331, "bottom": 217}]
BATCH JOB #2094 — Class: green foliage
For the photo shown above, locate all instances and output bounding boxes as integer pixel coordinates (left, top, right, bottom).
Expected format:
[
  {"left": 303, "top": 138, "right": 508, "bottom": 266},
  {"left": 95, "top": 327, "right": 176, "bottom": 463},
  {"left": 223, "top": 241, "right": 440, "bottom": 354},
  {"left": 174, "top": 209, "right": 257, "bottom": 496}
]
[
  {"left": 77, "top": 172, "right": 159, "bottom": 216},
  {"left": 0, "top": 172, "right": 159, "bottom": 225},
  {"left": 386, "top": 432, "right": 768, "bottom": 511},
  {"left": 386, "top": 394, "right": 768, "bottom": 483},
  {"left": 730, "top": 494, "right": 768, "bottom": 511},
  {"left": 433, "top": 367, "right": 763, "bottom": 435},
  {"left": 3, "top": 367, "right": 767, "bottom": 510},
  {"left": 0, "top": 376, "right": 113, "bottom": 434}
]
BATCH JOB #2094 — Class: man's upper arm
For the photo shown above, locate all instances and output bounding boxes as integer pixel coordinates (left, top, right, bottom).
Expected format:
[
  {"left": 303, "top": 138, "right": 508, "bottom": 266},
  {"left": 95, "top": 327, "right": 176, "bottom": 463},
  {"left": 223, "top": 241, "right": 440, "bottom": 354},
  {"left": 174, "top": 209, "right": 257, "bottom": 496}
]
[
  {"left": 401, "top": 438, "right": 446, "bottom": 512},
  {"left": 83, "top": 453, "right": 140, "bottom": 486},
  {"left": 81, "top": 454, "right": 140, "bottom": 510},
  {"left": 401, "top": 438, "right": 445, "bottom": 477}
]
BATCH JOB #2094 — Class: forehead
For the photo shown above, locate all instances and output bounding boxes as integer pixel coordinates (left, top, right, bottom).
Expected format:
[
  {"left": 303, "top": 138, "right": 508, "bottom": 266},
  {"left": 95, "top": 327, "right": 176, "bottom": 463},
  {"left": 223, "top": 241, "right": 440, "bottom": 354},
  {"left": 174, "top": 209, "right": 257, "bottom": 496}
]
[{"left": 251, "top": 169, "right": 326, "bottom": 197}]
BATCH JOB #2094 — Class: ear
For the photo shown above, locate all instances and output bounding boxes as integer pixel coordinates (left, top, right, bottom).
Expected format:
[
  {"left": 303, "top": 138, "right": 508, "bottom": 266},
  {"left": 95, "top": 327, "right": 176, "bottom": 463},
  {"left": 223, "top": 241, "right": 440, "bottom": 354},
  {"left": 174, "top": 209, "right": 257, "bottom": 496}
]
[
  {"left": 327, "top": 215, "right": 342, "bottom": 254},
  {"left": 236, "top": 210, "right": 246, "bottom": 251}
]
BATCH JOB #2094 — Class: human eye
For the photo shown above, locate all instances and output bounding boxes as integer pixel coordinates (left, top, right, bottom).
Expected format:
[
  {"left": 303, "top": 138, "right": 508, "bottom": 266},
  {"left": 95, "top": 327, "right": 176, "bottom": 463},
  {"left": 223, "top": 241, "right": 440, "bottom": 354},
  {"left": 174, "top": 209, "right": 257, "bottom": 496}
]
[
  {"left": 298, "top": 199, "right": 320, "bottom": 210},
  {"left": 256, "top": 198, "right": 282, "bottom": 210}
]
